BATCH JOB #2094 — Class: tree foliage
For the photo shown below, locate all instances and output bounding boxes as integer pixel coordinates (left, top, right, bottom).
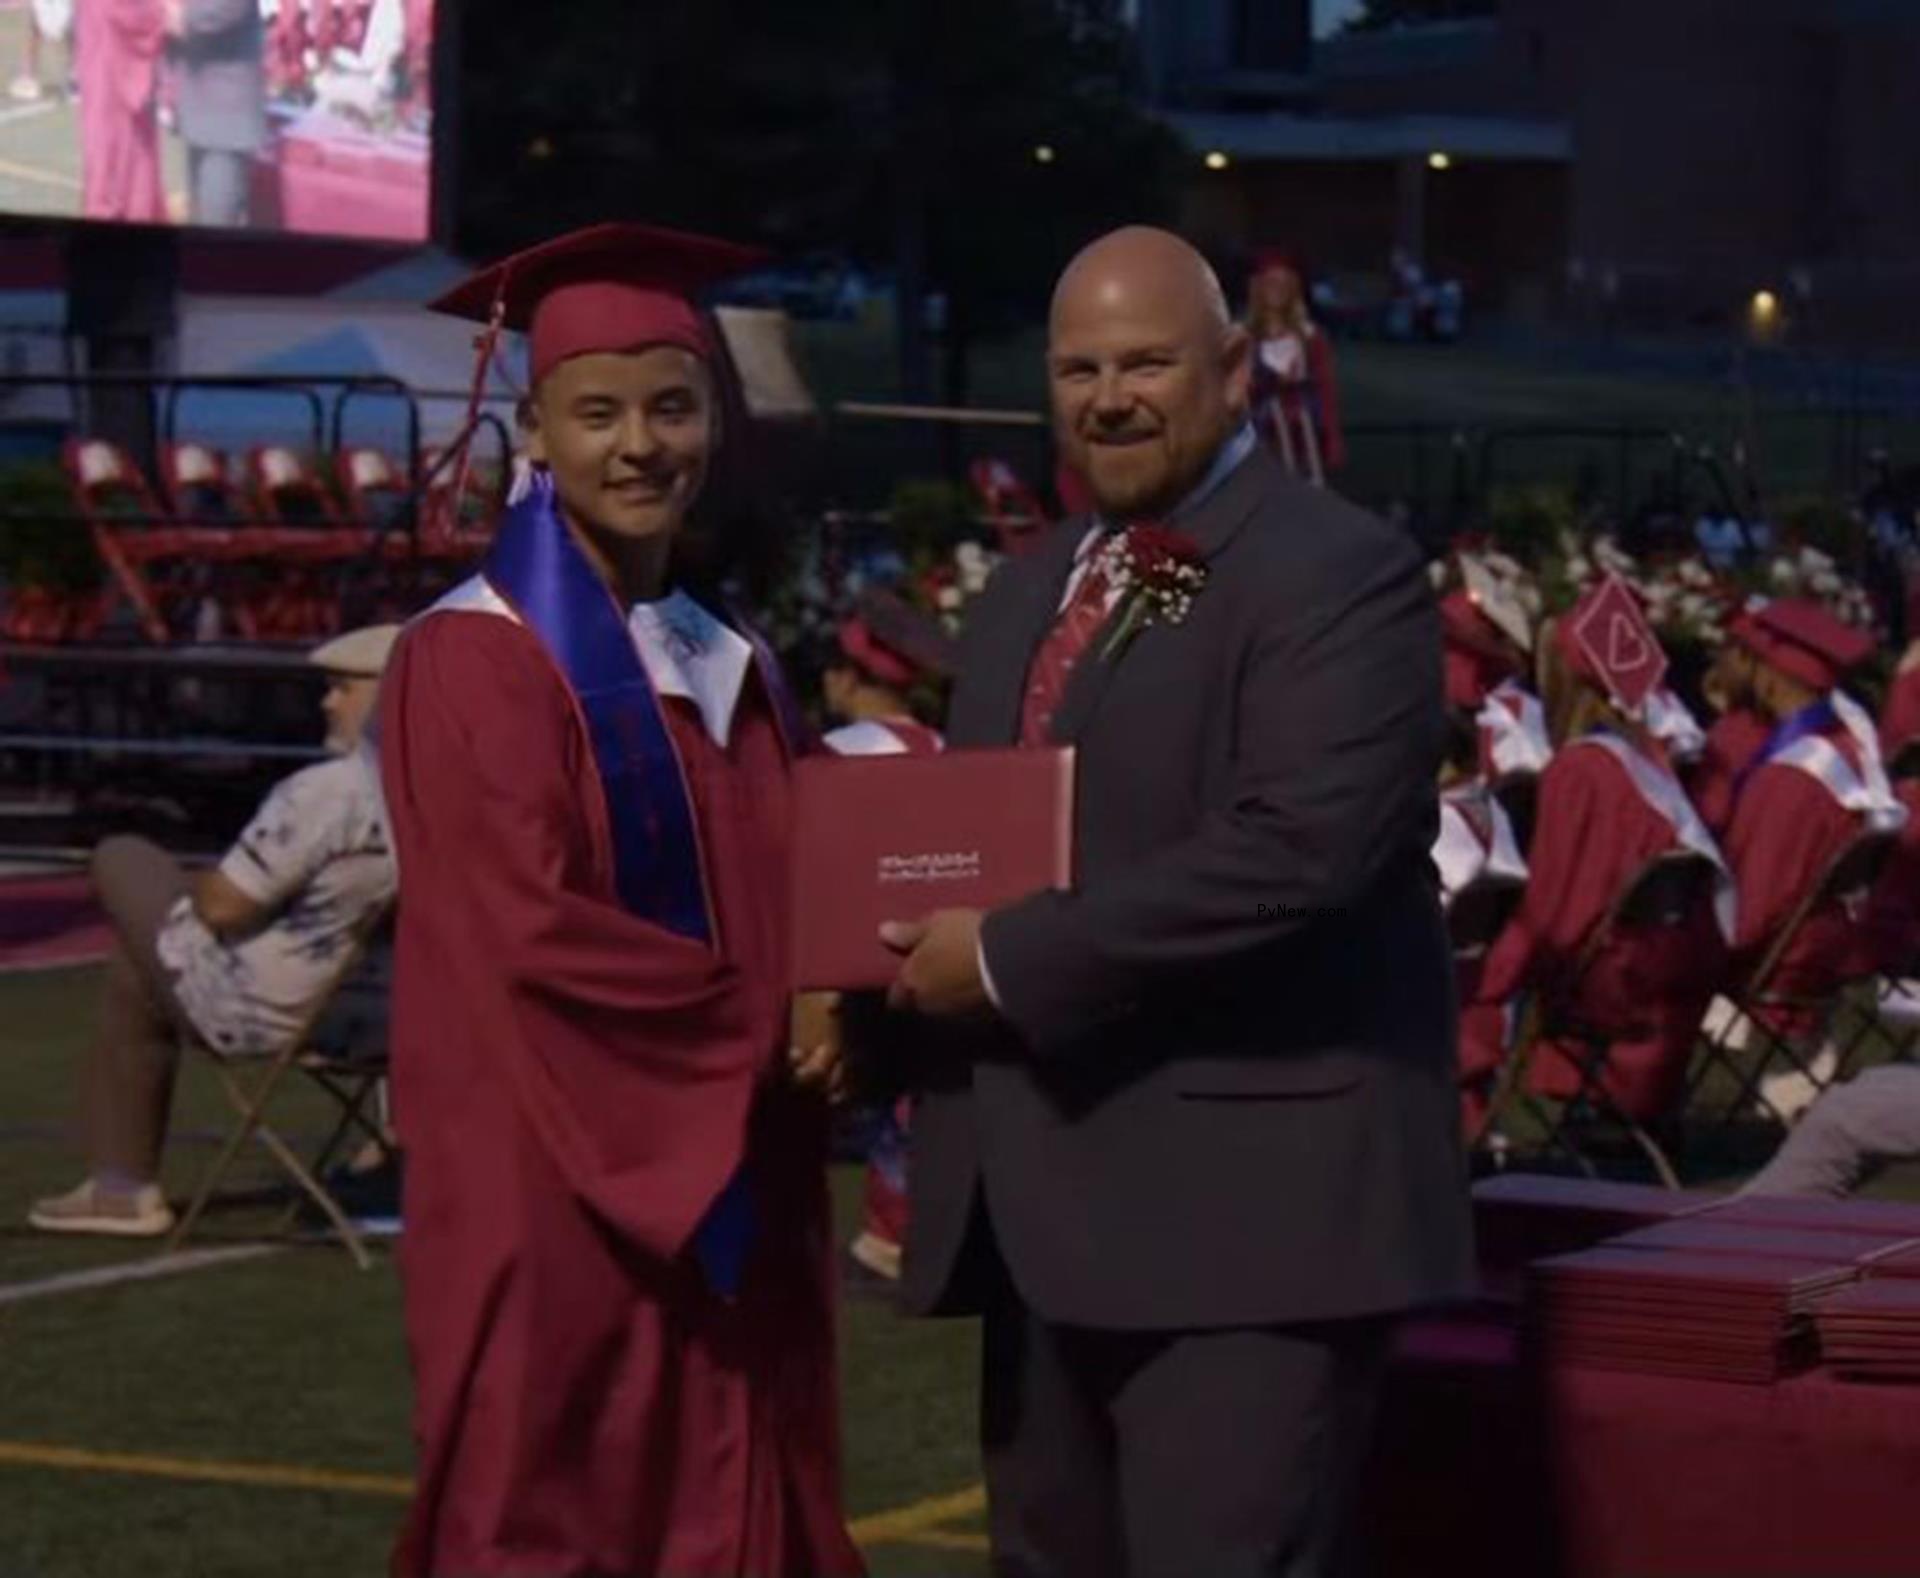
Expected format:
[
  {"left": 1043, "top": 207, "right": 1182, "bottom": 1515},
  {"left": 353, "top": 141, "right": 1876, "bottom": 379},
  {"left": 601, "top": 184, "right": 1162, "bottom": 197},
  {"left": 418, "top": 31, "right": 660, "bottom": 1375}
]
[{"left": 451, "top": 0, "right": 1187, "bottom": 393}]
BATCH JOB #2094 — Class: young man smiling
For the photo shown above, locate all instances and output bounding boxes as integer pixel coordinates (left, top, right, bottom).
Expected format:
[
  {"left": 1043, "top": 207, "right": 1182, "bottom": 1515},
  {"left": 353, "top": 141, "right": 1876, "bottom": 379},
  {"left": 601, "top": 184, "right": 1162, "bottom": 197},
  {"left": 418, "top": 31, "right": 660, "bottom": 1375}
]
[{"left": 377, "top": 225, "right": 861, "bottom": 1578}]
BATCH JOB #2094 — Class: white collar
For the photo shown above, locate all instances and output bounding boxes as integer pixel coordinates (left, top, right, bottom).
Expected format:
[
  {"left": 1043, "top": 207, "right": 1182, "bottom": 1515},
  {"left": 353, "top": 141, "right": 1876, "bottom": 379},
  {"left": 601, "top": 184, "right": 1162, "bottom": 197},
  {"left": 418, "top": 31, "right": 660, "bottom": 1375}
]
[
  {"left": 626, "top": 590, "right": 753, "bottom": 749},
  {"left": 421, "top": 574, "right": 754, "bottom": 749},
  {"left": 1079, "top": 422, "right": 1259, "bottom": 554}
]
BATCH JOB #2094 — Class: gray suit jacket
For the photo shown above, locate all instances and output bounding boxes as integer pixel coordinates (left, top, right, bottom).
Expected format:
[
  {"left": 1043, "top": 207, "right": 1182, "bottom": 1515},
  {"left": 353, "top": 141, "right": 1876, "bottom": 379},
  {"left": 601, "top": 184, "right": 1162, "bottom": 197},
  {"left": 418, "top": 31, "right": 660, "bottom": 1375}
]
[
  {"left": 901, "top": 444, "right": 1475, "bottom": 1330},
  {"left": 176, "top": 0, "right": 266, "bottom": 155}
]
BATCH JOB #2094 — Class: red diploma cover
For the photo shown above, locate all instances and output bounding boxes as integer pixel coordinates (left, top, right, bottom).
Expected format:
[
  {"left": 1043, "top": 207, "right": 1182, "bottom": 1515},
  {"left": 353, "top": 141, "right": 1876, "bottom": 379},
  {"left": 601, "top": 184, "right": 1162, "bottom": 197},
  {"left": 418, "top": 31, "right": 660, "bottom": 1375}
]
[{"left": 790, "top": 745, "right": 1076, "bottom": 989}]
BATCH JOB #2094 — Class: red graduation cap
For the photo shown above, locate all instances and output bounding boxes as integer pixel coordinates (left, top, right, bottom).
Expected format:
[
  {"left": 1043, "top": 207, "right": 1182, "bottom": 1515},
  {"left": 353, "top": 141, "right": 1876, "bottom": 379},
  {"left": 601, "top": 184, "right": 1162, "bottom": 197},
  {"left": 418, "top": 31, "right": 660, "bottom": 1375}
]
[
  {"left": 1251, "top": 247, "right": 1303, "bottom": 280},
  {"left": 1561, "top": 573, "right": 1669, "bottom": 714},
  {"left": 836, "top": 589, "right": 958, "bottom": 687},
  {"left": 429, "top": 222, "right": 767, "bottom": 386},
  {"left": 1440, "top": 589, "right": 1524, "bottom": 711},
  {"left": 836, "top": 618, "right": 917, "bottom": 689},
  {"left": 1746, "top": 597, "right": 1875, "bottom": 692}
]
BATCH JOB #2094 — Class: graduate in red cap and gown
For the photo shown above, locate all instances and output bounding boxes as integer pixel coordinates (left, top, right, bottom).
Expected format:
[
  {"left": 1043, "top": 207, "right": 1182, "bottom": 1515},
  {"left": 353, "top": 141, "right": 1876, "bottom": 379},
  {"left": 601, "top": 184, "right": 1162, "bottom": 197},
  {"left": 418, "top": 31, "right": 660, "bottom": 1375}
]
[
  {"left": 377, "top": 223, "right": 863, "bottom": 1578},
  {"left": 814, "top": 591, "right": 952, "bottom": 1282},
  {"left": 1434, "top": 710, "right": 1529, "bottom": 1134},
  {"left": 76, "top": 0, "right": 168, "bottom": 222},
  {"left": 1475, "top": 579, "right": 1733, "bottom": 1121},
  {"left": 1437, "top": 554, "right": 1552, "bottom": 788},
  {"left": 1869, "top": 584, "right": 1920, "bottom": 974},
  {"left": 1722, "top": 599, "right": 1906, "bottom": 1069},
  {"left": 1434, "top": 563, "right": 1541, "bottom": 1120},
  {"left": 1879, "top": 579, "right": 1920, "bottom": 765},
  {"left": 1687, "top": 608, "right": 1774, "bottom": 837},
  {"left": 1243, "top": 249, "right": 1343, "bottom": 483}
]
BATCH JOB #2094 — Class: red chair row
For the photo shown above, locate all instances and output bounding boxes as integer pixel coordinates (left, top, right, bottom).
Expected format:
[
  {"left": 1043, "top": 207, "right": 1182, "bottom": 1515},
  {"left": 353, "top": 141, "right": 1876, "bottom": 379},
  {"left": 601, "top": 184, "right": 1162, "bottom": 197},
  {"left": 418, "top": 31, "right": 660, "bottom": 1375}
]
[{"left": 52, "top": 438, "right": 501, "bottom": 644}]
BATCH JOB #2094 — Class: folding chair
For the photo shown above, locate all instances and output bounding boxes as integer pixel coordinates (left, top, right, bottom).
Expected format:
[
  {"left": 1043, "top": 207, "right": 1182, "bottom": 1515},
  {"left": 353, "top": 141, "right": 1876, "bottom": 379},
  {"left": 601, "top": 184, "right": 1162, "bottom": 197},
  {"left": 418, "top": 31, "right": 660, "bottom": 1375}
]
[
  {"left": 419, "top": 444, "right": 505, "bottom": 560},
  {"left": 62, "top": 437, "right": 188, "bottom": 643},
  {"left": 336, "top": 445, "right": 417, "bottom": 547},
  {"left": 1450, "top": 870, "right": 1525, "bottom": 1146},
  {"left": 1689, "top": 829, "right": 1900, "bottom": 1129},
  {"left": 166, "top": 908, "right": 394, "bottom": 1269},
  {"left": 241, "top": 446, "right": 367, "bottom": 637},
  {"left": 1489, "top": 850, "right": 1724, "bottom": 1188},
  {"left": 968, "top": 456, "right": 1052, "bottom": 557}
]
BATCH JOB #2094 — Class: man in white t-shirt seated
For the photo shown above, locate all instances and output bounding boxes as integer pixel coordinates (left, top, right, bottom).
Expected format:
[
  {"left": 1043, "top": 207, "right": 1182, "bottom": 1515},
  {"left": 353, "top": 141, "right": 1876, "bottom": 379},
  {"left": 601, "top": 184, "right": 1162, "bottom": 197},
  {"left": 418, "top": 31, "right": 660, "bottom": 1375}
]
[{"left": 29, "top": 625, "right": 401, "bottom": 1238}]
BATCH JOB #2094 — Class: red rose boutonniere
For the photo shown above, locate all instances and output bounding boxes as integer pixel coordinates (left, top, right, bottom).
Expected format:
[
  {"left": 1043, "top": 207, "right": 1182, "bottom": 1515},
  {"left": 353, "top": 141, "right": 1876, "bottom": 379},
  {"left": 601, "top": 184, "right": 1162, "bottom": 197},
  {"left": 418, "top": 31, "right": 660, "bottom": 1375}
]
[{"left": 1096, "top": 524, "right": 1208, "bottom": 661}]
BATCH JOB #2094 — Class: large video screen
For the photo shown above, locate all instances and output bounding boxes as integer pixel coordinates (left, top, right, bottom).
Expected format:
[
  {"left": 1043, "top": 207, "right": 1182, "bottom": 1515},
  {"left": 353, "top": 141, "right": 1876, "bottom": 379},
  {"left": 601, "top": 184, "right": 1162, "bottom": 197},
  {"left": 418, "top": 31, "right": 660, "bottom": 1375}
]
[{"left": 0, "top": 0, "right": 433, "bottom": 240}]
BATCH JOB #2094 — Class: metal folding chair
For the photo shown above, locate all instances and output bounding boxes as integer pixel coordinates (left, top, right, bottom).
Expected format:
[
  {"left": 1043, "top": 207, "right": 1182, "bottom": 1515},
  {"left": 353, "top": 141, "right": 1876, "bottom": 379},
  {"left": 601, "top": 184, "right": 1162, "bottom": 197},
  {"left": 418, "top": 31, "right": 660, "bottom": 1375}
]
[
  {"left": 1689, "top": 829, "right": 1900, "bottom": 1128},
  {"left": 62, "top": 437, "right": 184, "bottom": 643},
  {"left": 1450, "top": 870, "right": 1526, "bottom": 1148},
  {"left": 165, "top": 908, "right": 393, "bottom": 1269},
  {"left": 1488, "top": 850, "right": 1724, "bottom": 1187}
]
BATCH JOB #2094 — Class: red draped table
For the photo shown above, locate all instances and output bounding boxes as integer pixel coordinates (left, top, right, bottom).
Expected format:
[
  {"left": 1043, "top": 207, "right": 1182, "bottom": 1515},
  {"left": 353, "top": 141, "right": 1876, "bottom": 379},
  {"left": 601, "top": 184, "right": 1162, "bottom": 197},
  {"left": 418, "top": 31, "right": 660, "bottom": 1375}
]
[{"left": 1364, "top": 1314, "right": 1920, "bottom": 1577}]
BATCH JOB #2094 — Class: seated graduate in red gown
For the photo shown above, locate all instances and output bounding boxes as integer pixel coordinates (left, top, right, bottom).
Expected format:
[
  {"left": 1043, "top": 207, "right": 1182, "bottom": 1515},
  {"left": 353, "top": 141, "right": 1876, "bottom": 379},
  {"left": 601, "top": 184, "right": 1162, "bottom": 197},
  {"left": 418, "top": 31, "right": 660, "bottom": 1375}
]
[
  {"left": 815, "top": 590, "right": 952, "bottom": 1285},
  {"left": 1476, "top": 579, "right": 1734, "bottom": 1123},
  {"left": 1869, "top": 584, "right": 1920, "bottom": 977},
  {"left": 1880, "top": 578, "right": 1920, "bottom": 771},
  {"left": 1439, "top": 555, "right": 1551, "bottom": 777},
  {"left": 376, "top": 224, "right": 863, "bottom": 1578},
  {"left": 1687, "top": 608, "right": 1774, "bottom": 838},
  {"left": 1721, "top": 598, "right": 1908, "bottom": 1113},
  {"left": 1434, "top": 709, "right": 1529, "bottom": 1135}
]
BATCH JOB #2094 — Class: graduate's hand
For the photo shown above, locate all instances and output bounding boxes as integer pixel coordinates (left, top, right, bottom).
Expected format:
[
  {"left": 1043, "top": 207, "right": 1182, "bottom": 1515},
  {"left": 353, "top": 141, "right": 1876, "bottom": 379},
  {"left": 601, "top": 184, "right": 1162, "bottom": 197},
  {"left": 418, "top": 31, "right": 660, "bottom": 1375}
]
[
  {"left": 788, "top": 991, "right": 847, "bottom": 1103},
  {"left": 881, "top": 909, "right": 989, "bottom": 1018}
]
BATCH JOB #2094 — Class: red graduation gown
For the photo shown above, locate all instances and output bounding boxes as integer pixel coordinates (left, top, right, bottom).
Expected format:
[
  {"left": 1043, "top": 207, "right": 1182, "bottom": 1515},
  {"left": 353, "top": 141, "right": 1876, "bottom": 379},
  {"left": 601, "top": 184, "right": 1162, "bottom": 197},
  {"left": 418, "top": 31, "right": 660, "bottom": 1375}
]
[
  {"left": 1725, "top": 749, "right": 1873, "bottom": 1036},
  {"left": 1866, "top": 778, "right": 1920, "bottom": 975},
  {"left": 1686, "top": 706, "right": 1770, "bottom": 838},
  {"left": 1881, "top": 661, "right": 1920, "bottom": 759},
  {"left": 380, "top": 611, "right": 862, "bottom": 1578},
  {"left": 76, "top": 0, "right": 168, "bottom": 223},
  {"left": 1477, "top": 742, "right": 1725, "bottom": 1119}
]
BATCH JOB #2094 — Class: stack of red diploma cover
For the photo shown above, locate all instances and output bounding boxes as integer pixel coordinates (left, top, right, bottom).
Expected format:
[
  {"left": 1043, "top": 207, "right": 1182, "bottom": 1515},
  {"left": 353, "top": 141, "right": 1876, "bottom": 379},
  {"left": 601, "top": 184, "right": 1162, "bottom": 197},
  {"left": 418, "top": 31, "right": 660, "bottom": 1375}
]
[
  {"left": 1524, "top": 1244, "right": 1852, "bottom": 1383},
  {"left": 1471, "top": 1174, "right": 1715, "bottom": 1279},
  {"left": 789, "top": 746, "right": 1076, "bottom": 991},
  {"left": 1473, "top": 1177, "right": 1920, "bottom": 1381},
  {"left": 1815, "top": 1275, "right": 1920, "bottom": 1380}
]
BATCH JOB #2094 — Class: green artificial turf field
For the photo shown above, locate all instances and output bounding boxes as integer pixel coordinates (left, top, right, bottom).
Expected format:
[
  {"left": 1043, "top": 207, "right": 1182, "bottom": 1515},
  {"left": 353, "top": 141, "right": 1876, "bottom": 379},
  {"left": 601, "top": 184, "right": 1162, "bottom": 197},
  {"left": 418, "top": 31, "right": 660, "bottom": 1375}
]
[{"left": 0, "top": 963, "right": 989, "bottom": 1576}]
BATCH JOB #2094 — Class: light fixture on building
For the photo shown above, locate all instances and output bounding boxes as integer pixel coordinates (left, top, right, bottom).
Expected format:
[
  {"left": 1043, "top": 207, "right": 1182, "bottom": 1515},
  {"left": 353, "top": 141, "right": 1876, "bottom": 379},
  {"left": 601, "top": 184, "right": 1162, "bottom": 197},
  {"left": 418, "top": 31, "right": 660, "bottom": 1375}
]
[
  {"left": 1427, "top": 151, "right": 1452, "bottom": 171},
  {"left": 1033, "top": 144, "right": 1056, "bottom": 165},
  {"left": 1751, "top": 289, "right": 1779, "bottom": 317},
  {"left": 1204, "top": 150, "right": 1231, "bottom": 171}
]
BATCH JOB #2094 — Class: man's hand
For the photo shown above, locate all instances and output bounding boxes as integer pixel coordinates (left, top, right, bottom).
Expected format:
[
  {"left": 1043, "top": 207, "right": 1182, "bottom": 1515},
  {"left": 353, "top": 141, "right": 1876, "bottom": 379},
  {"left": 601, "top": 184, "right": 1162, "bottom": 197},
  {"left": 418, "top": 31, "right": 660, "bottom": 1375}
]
[
  {"left": 192, "top": 869, "right": 268, "bottom": 941},
  {"left": 788, "top": 991, "right": 847, "bottom": 1103},
  {"left": 881, "top": 909, "right": 990, "bottom": 1018}
]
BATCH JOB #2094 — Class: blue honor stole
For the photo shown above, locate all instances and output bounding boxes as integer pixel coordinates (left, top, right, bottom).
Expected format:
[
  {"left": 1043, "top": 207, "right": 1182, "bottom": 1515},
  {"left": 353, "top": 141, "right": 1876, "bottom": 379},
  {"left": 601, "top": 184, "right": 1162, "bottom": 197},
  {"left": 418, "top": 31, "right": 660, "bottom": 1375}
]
[{"left": 481, "top": 475, "right": 798, "bottom": 1298}]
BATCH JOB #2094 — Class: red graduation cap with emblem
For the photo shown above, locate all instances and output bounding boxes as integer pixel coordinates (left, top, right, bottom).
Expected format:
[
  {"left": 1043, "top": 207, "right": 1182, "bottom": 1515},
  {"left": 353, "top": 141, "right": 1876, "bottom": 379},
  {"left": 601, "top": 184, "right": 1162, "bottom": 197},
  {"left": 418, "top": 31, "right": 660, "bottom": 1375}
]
[
  {"left": 1744, "top": 597, "right": 1874, "bottom": 693},
  {"left": 1564, "top": 573, "right": 1669, "bottom": 714},
  {"left": 429, "top": 222, "right": 767, "bottom": 386}
]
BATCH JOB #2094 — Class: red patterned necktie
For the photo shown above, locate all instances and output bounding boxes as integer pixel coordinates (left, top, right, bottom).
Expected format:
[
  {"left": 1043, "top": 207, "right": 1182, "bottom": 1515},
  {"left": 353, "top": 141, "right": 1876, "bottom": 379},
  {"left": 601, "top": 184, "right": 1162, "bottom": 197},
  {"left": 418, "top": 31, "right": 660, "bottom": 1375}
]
[{"left": 1019, "top": 540, "right": 1117, "bottom": 745}]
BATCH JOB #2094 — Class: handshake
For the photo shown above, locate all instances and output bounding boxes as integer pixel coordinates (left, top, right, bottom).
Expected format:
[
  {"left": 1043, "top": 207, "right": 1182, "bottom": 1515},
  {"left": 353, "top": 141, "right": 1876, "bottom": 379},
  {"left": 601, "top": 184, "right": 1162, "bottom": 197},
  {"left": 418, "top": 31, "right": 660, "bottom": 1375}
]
[{"left": 784, "top": 908, "right": 992, "bottom": 1101}]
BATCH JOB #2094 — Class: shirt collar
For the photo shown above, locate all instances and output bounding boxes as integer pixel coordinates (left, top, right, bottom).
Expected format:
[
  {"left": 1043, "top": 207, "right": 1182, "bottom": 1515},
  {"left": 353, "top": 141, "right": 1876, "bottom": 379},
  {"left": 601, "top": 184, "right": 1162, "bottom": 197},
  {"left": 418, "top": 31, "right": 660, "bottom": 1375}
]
[
  {"left": 627, "top": 589, "right": 753, "bottom": 750},
  {"left": 1081, "top": 421, "right": 1258, "bottom": 556}
]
